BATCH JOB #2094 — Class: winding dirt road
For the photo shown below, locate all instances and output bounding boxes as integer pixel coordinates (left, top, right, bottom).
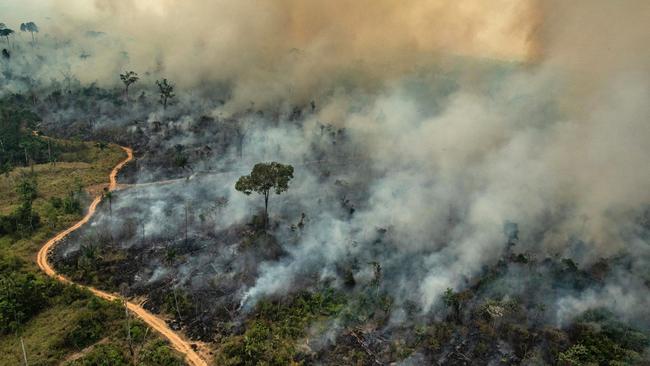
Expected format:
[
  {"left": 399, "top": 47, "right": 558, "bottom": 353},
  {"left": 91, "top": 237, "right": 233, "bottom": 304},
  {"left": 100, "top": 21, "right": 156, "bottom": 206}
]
[{"left": 36, "top": 146, "right": 208, "bottom": 366}]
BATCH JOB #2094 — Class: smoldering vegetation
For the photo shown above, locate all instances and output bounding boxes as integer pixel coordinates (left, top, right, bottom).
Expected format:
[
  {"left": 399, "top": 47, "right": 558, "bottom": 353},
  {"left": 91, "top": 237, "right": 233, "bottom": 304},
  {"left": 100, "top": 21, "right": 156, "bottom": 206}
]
[
  {"left": 48, "top": 68, "right": 650, "bottom": 363},
  {"left": 3, "top": 0, "right": 650, "bottom": 364}
]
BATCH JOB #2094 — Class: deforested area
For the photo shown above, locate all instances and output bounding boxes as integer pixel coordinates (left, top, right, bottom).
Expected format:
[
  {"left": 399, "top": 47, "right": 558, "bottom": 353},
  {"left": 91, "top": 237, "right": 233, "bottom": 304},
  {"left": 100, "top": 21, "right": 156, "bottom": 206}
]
[{"left": 1, "top": 1, "right": 649, "bottom": 365}]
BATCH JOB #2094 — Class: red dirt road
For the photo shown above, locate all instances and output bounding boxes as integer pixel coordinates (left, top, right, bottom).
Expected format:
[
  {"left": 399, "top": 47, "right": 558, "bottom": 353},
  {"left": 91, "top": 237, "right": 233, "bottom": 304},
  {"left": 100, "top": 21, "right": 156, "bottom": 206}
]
[{"left": 36, "top": 146, "right": 208, "bottom": 366}]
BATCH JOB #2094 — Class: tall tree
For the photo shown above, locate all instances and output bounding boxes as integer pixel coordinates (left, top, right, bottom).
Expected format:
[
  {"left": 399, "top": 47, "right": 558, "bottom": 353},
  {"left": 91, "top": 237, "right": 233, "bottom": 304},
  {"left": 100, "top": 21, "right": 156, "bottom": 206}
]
[
  {"left": 155, "top": 79, "right": 175, "bottom": 109},
  {"left": 103, "top": 187, "right": 113, "bottom": 216},
  {"left": 16, "top": 172, "right": 37, "bottom": 203},
  {"left": 0, "top": 28, "right": 14, "bottom": 46},
  {"left": 235, "top": 162, "right": 294, "bottom": 227},
  {"left": 0, "top": 24, "right": 9, "bottom": 59},
  {"left": 15, "top": 172, "right": 39, "bottom": 232},
  {"left": 119, "top": 71, "right": 139, "bottom": 103},
  {"left": 19, "top": 22, "right": 38, "bottom": 44}
]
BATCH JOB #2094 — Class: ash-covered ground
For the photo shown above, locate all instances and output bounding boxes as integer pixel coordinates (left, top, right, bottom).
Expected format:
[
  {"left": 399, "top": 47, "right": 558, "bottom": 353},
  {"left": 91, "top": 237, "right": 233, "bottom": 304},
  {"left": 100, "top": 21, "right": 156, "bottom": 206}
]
[{"left": 50, "top": 97, "right": 650, "bottom": 364}]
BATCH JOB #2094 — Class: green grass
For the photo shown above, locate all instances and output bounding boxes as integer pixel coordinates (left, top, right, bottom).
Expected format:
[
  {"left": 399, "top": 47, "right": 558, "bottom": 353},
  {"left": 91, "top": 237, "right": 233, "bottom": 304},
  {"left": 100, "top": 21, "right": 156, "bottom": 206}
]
[
  {"left": 0, "top": 299, "right": 101, "bottom": 365},
  {"left": 0, "top": 142, "right": 124, "bottom": 215}
]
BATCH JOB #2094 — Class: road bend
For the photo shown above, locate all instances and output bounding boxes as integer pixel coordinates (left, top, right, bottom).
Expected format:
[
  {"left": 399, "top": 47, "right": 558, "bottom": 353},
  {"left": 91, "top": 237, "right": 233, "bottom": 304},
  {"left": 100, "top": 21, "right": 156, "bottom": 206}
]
[{"left": 36, "top": 146, "right": 208, "bottom": 366}]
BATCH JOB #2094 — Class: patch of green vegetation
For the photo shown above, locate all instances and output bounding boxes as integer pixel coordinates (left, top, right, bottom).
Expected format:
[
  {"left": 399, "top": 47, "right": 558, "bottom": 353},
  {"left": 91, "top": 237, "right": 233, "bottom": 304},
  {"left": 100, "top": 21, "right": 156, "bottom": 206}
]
[
  {"left": 0, "top": 172, "right": 41, "bottom": 237},
  {"left": 558, "top": 309, "right": 649, "bottom": 365},
  {"left": 0, "top": 267, "right": 61, "bottom": 334},
  {"left": 0, "top": 258, "right": 125, "bottom": 365},
  {"left": 62, "top": 301, "right": 120, "bottom": 350},
  {"left": 0, "top": 101, "right": 43, "bottom": 173},
  {"left": 216, "top": 289, "right": 345, "bottom": 365},
  {"left": 63, "top": 324, "right": 185, "bottom": 366},
  {"left": 66, "top": 343, "right": 130, "bottom": 366},
  {"left": 338, "top": 288, "right": 393, "bottom": 325},
  {"left": 64, "top": 338, "right": 185, "bottom": 366},
  {"left": 139, "top": 340, "right": 186, "bottom": 366},
  {"left": 163, "top": 289, "right": 194, "bottom": 322}
]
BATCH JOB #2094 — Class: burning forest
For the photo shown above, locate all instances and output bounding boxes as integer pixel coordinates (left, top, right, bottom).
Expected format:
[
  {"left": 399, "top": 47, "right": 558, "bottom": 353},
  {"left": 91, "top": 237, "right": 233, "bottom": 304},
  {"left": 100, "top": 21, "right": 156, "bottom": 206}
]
[{"left": 0, "top": 0, "right": 649, "bottom": 365}]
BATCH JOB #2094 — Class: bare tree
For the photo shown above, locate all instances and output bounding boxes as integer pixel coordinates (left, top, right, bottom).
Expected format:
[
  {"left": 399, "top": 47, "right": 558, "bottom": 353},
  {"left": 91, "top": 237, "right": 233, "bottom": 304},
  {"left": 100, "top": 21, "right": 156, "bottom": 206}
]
[
  {"left": 172, "top": 280, "right": 184, "bottom": 322},
  {"left": 103, "top": 187, "right": 113, "bottom": 215},
  {"left": 59, "top": 70, "right": 73, "bottom": 93},
  {"left": 155, "top": 78, "right": 175, "bottom": 109}
]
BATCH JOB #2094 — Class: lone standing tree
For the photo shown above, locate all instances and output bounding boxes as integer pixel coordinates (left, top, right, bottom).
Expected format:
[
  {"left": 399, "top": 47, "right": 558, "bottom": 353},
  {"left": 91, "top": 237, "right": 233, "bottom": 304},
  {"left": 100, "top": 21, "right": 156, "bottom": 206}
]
[
  {"left": 0, "top": 27, "right": 14, "bottom": 46},
  {"left": 119, "top": 71, "right": 139, "bottom": 102},
  {"left": 235, "top": 162, "right": 294, "bottom": 227},
  {"left": 20, "top": 22, "right": 39, "bottom": 44}
]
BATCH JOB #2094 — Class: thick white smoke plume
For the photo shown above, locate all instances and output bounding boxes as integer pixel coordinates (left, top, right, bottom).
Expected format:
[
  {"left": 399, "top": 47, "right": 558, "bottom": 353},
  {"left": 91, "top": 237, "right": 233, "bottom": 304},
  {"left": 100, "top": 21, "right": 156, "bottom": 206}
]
[{"left": 5, "top": 0, "right": 649, "bottom": 322}]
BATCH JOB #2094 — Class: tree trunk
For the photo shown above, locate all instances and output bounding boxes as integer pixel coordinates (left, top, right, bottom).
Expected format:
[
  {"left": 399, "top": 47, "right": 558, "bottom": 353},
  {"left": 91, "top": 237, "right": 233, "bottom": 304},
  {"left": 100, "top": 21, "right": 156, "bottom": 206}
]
[
  {"left": 173, "top": 286, "right": 183, "bottom": 321},
  {"left": 20, "top": 337, "right": 28, "bottom": 366},
  {"left": 124, "top": 300, "right": 135, "bottom": 360},
  {"left": 184, "top": 205, "right": 188, "bottom": 244},
  {"left": 28, "top": 203, "right": 34, "bottom": 231},
  {"left": 47, "top": 140, "right": 52, "bottom": 166},
  {"left": 264, "top": 192, "right": 269, "bottom": 228}
]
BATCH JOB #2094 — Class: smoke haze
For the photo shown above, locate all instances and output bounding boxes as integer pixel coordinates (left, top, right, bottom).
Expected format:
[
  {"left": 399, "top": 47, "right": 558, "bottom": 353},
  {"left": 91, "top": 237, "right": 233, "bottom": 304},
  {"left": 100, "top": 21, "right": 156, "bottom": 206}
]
[
  {"left": 5, "top": 0, "right": 540, "bottom": 106},
  {"left": 4, "top": 0, "right": 650, "bottom": 334}
]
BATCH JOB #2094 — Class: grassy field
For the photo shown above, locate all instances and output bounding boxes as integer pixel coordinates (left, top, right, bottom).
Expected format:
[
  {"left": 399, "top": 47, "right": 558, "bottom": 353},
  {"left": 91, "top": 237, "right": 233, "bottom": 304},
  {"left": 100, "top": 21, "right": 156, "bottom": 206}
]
[
  {"left": 0, "top": 142, "right": 125, "bottom": 262},
  {"left": 0, "top": 141, "right": 124, "bottom": 214},
  {"left": 0, "top": 140, "right": 185, "bottom": 365}
]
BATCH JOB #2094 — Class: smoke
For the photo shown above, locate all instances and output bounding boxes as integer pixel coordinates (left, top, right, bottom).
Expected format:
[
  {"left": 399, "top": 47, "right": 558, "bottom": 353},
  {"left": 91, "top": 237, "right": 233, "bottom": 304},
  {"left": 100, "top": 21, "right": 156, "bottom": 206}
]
[
  {"left": 10, "top": 0, "right": 650, "bottom": 327},
  {"left": 4, "top": 0, "right": 539, "bottom": 107},
  {"left": 232, "top": 0, "right": 650, "bottom": 313}
]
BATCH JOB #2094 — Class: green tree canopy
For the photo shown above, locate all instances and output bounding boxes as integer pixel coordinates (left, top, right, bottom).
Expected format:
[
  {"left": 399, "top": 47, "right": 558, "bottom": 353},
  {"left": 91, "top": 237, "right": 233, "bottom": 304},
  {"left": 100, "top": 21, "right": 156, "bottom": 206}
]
[
  {"left": 235, "top": 162, "right": 294, "bottom": 226},
  {"left": 0, "top": 28, "right": 14, "bottom": 45},
  {"left": 19, "top": 21, "right": 38, "bottom": 43},
  {"left": 119, "top": 71, "right": 139, "bottom": 101}
]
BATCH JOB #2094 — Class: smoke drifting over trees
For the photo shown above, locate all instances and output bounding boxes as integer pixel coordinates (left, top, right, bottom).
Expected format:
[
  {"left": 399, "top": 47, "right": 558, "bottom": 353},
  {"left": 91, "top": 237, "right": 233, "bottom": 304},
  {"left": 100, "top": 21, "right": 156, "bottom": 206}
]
[{"left": 2, "top": 0, "right": 649, "bottom": 363}]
